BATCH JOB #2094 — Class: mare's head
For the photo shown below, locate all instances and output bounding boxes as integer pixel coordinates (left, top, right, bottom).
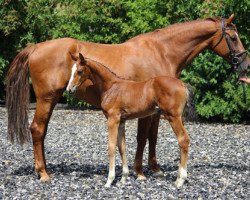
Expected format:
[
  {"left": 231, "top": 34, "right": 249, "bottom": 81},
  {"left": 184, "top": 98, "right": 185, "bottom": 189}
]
[
  {"left": 210, "top": 14, "right": 249, "bottom": 82},
  {"left": 66, "top": 53, "right": 91, "bottom": 94}
]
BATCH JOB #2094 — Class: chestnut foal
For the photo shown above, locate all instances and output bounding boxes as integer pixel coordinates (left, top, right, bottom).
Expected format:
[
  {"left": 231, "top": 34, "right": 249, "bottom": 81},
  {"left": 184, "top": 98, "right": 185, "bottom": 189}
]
[{"left": 67, "top": 53, "right": 190, "bottom": 188}]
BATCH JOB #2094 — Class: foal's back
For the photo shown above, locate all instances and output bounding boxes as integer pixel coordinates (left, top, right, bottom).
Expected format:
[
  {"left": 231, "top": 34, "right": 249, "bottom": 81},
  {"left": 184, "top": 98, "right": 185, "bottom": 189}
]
[{"left": 101, "top": 75, "right": 187, "bottom": 120}]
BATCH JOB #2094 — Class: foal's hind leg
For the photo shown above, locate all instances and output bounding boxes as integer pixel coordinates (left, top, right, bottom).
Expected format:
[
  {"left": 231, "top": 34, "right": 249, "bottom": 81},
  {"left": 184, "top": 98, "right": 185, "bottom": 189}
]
[
  {"left": 30, "top": 98, "right": 58, "bottom": 182},
  {"left": 117, "top": 121, "right": 129, "bottom": 184},
  {"left": 168, "top": 116, "right": 190, "bottom": 188}
]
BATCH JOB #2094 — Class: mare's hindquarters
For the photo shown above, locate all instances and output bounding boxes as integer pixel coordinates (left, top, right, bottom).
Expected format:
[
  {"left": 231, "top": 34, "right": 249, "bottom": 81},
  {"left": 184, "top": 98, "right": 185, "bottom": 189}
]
[
  {"left": 28, "top": 39, "right": 77, "bottom": 181},
  {"left": 7, "top": 38, "right": 79, "bottom": 181}
]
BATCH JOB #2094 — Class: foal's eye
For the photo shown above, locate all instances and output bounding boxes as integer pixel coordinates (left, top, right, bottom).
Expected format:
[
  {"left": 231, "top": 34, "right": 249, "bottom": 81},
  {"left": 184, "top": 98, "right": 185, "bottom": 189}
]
[{"left": 77, "top": 70, "right": 83, "bottom": 75}]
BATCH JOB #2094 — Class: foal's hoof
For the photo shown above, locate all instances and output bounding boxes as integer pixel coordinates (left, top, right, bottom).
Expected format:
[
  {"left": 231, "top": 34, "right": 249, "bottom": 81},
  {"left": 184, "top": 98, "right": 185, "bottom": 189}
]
[
  {"left": 136, "top": 174, "right": 147, "bottom": 181},
  {"left": 120, "top": 176, "right": 128, "bottom": 184},
  {"left": 175, "top": 178, "right": 185, "bottom": 189},
  {"left": 104, "top": 183, "right": 111, "bottom": 188},
  {"left": 152, "top": 170, "right": 164, "bottom": 178},
  {"left": 40, "top": 175, "right": 51, "bottom": 182}
]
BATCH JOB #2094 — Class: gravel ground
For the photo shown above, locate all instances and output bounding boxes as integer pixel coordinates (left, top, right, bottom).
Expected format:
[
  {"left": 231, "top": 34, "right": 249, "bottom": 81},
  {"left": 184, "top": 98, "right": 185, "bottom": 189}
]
[{"left": 0, "top": 107, "right": 249, "bottom": 199}]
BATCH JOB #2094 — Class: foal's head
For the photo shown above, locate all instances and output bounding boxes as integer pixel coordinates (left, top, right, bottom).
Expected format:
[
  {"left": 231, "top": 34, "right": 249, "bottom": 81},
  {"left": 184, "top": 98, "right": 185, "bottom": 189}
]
[
  {"left": 210, "top": 14, "right": 249, "bottom": 82},
  {"left": 66, "top": 53, "right": 91, "bottom": 94}
]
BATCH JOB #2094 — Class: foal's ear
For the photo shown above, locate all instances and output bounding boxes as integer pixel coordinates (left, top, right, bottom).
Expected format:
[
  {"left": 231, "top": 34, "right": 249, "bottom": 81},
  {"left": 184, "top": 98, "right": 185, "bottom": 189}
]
[
  {"left": 225, "top": 14, "right": 235, "bottom": 25},
  {"left": 79, "top": 53, "right": 86, "bottom": 64},
  {"left": 69, "top": 52, "right": 78, "bottom": 61}
]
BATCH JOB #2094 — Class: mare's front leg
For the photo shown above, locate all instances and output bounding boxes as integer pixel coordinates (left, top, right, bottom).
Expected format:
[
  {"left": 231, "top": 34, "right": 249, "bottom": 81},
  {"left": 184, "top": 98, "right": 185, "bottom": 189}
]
[
  {"left": 117, "top": 121, "right": 129, "bottom": 184},
  {"left": 168, "top": 116, "right": 190, "bottom": 188},
  {"left": 105, "top": 115, "right": 120, "bottom": 187}
]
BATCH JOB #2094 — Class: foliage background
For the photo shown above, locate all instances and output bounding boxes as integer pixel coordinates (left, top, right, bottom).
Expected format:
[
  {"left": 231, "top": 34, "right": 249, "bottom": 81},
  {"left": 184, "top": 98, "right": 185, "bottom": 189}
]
[{"left": 0, "top": 0, "right": 249, "bottom": 122}]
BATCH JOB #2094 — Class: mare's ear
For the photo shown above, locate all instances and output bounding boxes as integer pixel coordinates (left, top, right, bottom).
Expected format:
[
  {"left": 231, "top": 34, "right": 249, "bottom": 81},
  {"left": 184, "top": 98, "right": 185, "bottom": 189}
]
[
  {"left": 79, "top": 53, "right": 86, "bottom": 64},
  {"left": 225, "top": 14, "right": 235, "bottom": 25},
  {"left": 69, "top": 52, "right": 78, "bottom": 61}
]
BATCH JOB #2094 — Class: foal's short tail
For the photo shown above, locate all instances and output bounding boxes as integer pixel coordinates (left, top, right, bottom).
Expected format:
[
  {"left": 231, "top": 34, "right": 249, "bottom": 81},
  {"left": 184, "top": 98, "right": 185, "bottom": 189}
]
[
  {"left": 184, "top": 83, "right": 198, "bottom": 121},
  {"left": 6, "top": 45, "right": 36, "bottom": 145}
]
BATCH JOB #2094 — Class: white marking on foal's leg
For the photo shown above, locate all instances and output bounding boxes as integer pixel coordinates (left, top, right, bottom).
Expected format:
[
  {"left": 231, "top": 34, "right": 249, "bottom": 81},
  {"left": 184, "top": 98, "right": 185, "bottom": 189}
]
[
  {"left": 117, "top": 122, "right": 129, "bottom": 184},
  {"left": 175, "top": 165, "right": 187, "bottom": 188},
  {"left": 120, "top": 164, "right": 129, "bottom": 184},
  {"left": 105, "top": 165, "right": 115, "bottom": 188},
  {"left": 66, "top": 63, "right": 77, "bottom": 91}
]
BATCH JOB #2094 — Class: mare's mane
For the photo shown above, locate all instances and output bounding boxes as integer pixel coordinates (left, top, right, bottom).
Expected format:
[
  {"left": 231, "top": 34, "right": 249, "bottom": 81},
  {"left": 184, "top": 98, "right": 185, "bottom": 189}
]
[
  {"left": 128, "top": 16, "right": 221, "bottom": 40},
  {"left": 205, "top": 16, "right": 221, "bottom": 22}
]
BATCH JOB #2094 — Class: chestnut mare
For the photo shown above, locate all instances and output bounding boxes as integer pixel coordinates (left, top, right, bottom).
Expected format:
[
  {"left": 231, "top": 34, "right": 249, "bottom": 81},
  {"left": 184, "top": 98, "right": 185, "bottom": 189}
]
[
  {"left": 6, "top": 15, "right": 249, "bottom": 185},
  {"left": 67, "top": 53, "right": 189, "bottom": 187}
]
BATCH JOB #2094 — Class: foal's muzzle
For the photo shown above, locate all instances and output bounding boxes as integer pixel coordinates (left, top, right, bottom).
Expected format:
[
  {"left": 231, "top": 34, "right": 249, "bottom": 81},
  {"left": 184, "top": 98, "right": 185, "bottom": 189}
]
[{"left": 68, "top": 85, "right": 78, "bottom": 94}]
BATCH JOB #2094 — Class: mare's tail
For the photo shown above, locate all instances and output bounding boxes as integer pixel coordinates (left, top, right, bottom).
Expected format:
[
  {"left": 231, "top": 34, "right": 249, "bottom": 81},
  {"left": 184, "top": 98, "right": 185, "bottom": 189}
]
[
  {"left": 6, "top": 45, "right": 36, "bottom": 145},
  {"left": 184, "top": 83, "right": 198, "bottom": 121}
]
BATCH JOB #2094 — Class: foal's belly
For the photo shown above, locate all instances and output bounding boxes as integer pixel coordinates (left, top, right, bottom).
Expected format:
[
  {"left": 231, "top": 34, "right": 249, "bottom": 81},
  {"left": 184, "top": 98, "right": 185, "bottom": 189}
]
[{"left": 121, "top": 106, "right": 161, "bottom": 120}]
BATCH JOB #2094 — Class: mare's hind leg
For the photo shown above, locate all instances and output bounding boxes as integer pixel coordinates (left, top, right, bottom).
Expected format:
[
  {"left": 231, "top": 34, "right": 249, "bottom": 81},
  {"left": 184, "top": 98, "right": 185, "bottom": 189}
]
[
  {"left": 134, "top": 115, "right": 162, "bottom": 180},
  {"left": 134, "top": 117, "right": 151, "bottom": 180},
  {"left": 117, "top": 121, "right": 129, "bottom": 184},
  {"left": 148, "top": 114, "right": 163, "bottom": 177},
  {"left": 30, "top": 98, "right": 59, "bottom": 182},
  {"left": 168, "top": 116, "right": 190, "bottom": 188}
]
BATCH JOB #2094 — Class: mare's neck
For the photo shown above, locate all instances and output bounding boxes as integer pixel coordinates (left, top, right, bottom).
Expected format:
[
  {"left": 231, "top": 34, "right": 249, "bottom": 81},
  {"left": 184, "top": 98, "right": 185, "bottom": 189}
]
[
  {"left": 87, "top": 60, "right": 120, "bottom": 92},
  {"left": 152, "top": 19, "right": 219, "bottom": 76}
]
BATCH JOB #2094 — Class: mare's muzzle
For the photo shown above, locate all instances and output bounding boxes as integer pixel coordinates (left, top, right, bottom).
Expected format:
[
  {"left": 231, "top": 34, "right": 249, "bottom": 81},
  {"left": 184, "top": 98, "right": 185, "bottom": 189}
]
[{"left": 236, "top": 53, "right": 250, "bottom": 79}]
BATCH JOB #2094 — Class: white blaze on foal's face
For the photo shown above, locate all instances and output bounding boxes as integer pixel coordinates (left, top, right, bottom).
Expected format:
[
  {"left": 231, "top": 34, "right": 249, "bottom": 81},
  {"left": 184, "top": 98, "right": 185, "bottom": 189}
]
[{"left": 66, "top": 63, "right": 77, "bottom": 91}]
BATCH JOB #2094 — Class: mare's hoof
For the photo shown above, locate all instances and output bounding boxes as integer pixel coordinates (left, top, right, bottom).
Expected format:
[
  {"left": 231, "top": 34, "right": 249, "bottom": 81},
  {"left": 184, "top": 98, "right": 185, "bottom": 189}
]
[
  {"left": 152, "top": 170, "right": 164, "bottom": 178},
  {"left": 40, "top": 175, "right": 51, "bottom": 182},
  {"left": 136, "top": 174, "right": 147, "bottom": 181}
]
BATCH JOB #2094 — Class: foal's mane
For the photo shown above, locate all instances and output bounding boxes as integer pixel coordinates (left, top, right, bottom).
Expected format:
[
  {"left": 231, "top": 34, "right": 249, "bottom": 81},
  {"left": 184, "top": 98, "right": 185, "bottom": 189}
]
[{"left": 85, "top": 57, "right": 128, "bottom": 80}]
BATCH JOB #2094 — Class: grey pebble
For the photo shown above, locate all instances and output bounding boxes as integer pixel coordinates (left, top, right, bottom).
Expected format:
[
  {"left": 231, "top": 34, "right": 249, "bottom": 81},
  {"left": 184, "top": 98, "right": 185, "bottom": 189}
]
[{"left": 0, "top": 107, "right": 249, "bottom": 199}]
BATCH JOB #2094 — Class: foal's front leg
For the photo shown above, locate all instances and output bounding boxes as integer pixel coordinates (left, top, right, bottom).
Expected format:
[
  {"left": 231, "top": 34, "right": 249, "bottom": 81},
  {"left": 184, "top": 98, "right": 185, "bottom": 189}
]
[
  {"left": 117, "top": 121, "right": 129, "bottom": 184},
  {"left": 105, "top": 116, "right": 120, "bottom": 187}
]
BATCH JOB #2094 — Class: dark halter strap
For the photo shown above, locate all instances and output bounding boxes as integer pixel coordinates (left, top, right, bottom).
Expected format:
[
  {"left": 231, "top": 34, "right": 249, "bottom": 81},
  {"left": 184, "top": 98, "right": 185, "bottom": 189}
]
[
  {"left": 212, "top": 19, "right": 248, "bottom": 69},
  {"left": 212, "top": 19, "right": 248, "bottom": 103}
]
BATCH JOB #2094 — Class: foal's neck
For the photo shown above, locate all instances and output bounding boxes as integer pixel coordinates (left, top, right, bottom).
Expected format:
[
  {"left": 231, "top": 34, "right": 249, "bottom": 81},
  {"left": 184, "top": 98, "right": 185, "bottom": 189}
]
[{"left": 87, "top": 60, "right": 120, "bottom": 92}]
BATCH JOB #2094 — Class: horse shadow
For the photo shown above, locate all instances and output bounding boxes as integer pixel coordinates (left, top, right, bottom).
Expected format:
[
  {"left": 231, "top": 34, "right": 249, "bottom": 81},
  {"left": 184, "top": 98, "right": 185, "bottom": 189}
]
[
  {"left": 13, "top": 163, "right": 107, "bottom": 178},
  {"left": 13, "top": 163, "right": 134, "bottom": 182},
  {"left": 12, "top": 162, "right": 248, "bottom": 182}
]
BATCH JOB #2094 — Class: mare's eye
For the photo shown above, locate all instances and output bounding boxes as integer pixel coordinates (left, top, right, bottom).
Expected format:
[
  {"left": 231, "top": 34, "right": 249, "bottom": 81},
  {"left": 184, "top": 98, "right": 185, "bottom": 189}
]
[{"left": 231, "top": 36, "right": 237, "bottom": 42}]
